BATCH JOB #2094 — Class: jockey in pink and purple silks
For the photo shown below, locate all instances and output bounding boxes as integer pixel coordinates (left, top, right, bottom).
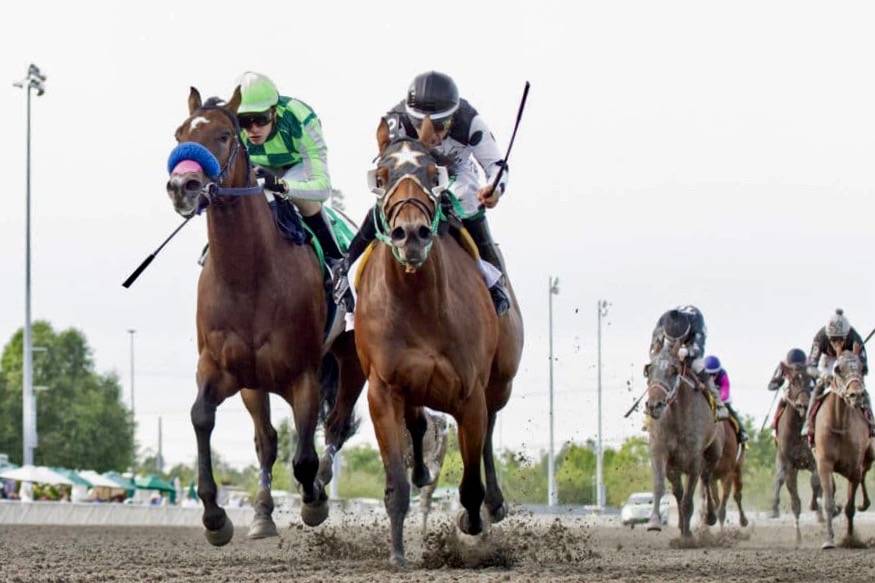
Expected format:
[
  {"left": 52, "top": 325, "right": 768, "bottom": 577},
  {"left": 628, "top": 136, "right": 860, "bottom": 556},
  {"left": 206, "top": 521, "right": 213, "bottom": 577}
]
[{"left": 704, "top": 355, "right": 749, "bottom": 444}]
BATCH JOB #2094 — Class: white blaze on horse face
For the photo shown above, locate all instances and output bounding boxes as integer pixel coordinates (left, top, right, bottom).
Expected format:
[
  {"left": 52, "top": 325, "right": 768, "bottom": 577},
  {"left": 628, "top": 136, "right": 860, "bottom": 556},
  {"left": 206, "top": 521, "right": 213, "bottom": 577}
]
[
  {"left": 189, "top": 116, "right": 210, "bottom": 131},
  {"left": 387, "top": 143, "right": 425, "bottom": 168}
]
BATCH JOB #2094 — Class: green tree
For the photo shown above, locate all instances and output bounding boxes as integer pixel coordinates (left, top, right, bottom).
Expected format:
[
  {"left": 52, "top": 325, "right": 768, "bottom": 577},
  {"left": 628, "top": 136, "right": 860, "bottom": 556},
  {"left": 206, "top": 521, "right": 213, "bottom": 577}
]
[{"left": 0, "top": 321, "right": 135, "bottom": 471}]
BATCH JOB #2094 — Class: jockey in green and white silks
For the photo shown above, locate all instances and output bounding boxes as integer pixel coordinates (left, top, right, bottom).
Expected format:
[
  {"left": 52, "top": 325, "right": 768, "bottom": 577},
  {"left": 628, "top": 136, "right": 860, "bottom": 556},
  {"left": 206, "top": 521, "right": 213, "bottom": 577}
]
[{"left": 236, "top": 71, "right": 344, "bottom": 264}]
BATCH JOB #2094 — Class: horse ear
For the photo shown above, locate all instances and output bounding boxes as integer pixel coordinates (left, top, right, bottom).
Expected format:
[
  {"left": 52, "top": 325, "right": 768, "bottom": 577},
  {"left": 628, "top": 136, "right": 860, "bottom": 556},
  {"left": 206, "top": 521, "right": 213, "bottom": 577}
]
[
  {"left": 188, "top": 87, "right": 202, "bottom": 115},
  {"left": 226, "top": 86, "right": 242, "bottom": 114},
  {"left": 853, "top": 342, "right": 862, "bottom": 355},
  {"left": 418, "top": 116, "right": 439, "bottom": 147},
  {"left": 377, "top": 118, "right": 391, "bottom": 154}
]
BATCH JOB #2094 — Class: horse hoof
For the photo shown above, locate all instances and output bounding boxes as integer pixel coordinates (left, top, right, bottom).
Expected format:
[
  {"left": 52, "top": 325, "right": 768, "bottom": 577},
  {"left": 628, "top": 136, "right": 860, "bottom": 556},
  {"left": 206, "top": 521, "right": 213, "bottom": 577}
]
[
  {"left": 740, "top": 515, "right": 749, "bottom": 528},
  {"left": 646, "top": 517, "right": 662, "bottom": 532},
  {"left": 204, "top": 516, "right": 234, "bottom": 547},
  {"left": 389, "top": 551, "right": 408, "bottom": 568},
  {"left": 858, "top": 502, "right": 871, "bottom": 512},
  {"left": 706, "top": 512, "right": 717, "bottom": 527},
  {"left": 769, "top": 509, "right": 780, "bottom": 519},
  {"left": 301, "top": 496, "right": 329, "bottom": 527},
  {"left": 247, "top": 516, "right": 279, "bottom": 540},
  {"left": 488, "top": 501, "right": 508, "bottom": 524},
  {"left": 821, "top": 540, "right": 835, "bottom": 550},
  {"left": 456, "top": 510, "right": 483, "bottom": 537}
]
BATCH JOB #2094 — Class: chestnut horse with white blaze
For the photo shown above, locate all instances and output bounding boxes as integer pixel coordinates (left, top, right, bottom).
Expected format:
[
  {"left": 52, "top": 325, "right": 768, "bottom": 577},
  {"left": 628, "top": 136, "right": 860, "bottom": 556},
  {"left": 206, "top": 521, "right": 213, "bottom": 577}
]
[
  {"left": 355, "top": 118, "right": 524, "bottom": 565},
  {"left": 165, "top": 86, "right": 365, "bottom": 546}
]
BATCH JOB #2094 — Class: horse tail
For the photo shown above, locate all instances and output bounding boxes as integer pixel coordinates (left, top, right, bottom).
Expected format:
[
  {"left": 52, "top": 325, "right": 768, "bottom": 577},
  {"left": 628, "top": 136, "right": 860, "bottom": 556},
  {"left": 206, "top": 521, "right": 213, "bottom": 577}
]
[
  {"left": 318, "top": 353, "right": 340, "bottom": 424},
  {"left": 318, "top": 352, "right": 361, "bottom": 442}
]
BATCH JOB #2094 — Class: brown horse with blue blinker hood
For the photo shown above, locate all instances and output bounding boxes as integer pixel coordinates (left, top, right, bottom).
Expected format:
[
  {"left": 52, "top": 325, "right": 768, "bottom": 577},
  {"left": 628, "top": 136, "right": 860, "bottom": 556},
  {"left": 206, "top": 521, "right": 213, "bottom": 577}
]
[
  {"left": 165, "top": 86, "right": 365, "bottom": 546},
  {"left": 355, "top": 117, "right": 524, "bottom": 565}
]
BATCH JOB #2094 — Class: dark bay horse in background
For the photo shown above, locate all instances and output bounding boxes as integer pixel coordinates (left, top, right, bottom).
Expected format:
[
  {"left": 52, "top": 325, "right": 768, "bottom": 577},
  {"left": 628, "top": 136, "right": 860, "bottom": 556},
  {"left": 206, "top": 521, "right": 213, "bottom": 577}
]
[
  {"left": 355, "top": 118, "right": 524, "bottom": 565},
  {"left": 771, "top": 363, "right": 823, "bottom": 542},
  {"left": 645, "top": 341, "right": 723, "bottom": 538},
  {"left": 813, "top": 348, "right": 873, "bottom": 549},
  {"left": 701, "top": 420, "right": 747, "bottom": 530},
  {"left": 166, "top": 87, "right": 365, "bottom": 546}
]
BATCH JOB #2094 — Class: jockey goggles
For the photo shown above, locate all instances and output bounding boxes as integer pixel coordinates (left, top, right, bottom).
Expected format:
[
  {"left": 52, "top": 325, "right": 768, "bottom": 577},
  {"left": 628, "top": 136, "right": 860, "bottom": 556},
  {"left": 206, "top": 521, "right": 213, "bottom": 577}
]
[
  {"left": 409, "top": 112, "right": 453, "bottom": 134},
  {"left": 237, "top": 110, "right": 273, "bottom": 129}
]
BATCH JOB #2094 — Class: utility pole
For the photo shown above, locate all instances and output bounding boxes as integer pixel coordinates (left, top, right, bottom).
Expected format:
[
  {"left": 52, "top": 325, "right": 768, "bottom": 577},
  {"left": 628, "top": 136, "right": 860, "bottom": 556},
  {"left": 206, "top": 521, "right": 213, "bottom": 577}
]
[
  {"left": 157, "top": 416, "right": 164, "bottom": 473},
  {"left": 14, "top": 64, "right": 47, "bottom": 466},
  {"left": 127, "top": 329, "right": 136, "bottom": 418},
  {"left": 597, "top": 299, "right": 610, "bottom": 510},
  {"left": 547, "top": 276, "right": 560, "bottom": 507}
]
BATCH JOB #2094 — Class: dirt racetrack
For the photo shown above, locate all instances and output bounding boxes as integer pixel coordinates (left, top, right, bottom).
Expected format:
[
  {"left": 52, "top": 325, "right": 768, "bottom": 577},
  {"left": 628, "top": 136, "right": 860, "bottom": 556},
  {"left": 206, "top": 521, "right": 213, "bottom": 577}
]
[{"left": 2, "top": 509, "right": 875, "bottom": 582}]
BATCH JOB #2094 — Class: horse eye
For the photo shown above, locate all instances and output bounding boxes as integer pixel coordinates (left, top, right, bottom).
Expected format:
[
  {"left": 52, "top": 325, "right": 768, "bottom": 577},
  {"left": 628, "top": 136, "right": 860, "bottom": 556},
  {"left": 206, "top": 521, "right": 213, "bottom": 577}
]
[{"left": 218, "top": 132, "right": 231, "bottom": 143}]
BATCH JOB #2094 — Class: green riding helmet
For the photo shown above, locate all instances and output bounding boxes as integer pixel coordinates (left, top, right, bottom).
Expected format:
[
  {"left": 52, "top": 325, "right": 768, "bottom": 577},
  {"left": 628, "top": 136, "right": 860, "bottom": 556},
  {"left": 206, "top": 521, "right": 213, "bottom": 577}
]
[{"left": 238, "top": 71, "right": 280, "bottom": 114}]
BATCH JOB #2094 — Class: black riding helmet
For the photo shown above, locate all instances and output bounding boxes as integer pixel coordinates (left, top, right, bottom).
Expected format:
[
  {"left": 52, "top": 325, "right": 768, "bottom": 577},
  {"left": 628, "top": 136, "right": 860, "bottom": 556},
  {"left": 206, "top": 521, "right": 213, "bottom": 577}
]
[
  {"left": 662, "top": 310, "right": 691, "bottom": 341},
  {"left": 785, "top": 348, "right": 807, "bottom": 367},
  {"left": 405, "top": 71, "right": 460, "bottom": 126}
]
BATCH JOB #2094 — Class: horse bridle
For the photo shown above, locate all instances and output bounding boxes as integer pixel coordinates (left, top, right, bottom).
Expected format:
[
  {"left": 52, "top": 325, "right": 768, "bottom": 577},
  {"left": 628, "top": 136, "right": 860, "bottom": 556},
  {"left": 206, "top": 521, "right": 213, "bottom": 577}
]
[
  {"left": 190, "top": 104, "right": 263, "bottom": 212},
  {"left": 369, "top": 141, "right": 448, "bottom": 263}
]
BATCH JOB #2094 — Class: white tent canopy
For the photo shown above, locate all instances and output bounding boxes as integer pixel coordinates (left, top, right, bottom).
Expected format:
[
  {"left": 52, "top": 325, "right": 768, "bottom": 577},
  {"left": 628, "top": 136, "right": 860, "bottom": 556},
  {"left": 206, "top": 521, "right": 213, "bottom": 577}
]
[
  {"left": 0, "top": 465, "right": 73, "bottom": 485},
  {"left": 78, "top": 470, "right": 124, "bottom": 489}
]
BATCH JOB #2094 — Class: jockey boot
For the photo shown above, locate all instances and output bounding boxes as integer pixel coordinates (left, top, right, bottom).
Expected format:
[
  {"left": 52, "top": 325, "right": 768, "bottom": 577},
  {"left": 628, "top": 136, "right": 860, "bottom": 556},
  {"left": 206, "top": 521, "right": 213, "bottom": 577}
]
[
  {"left": 302, "top": 211, "right": 344, "bottom": 262},
  {"left": 725, "top": 402, "right": 749, "bottom": 444},
  {"left": 303, "top": 211, "right": 353, "bottom": 311},
  {"left": 800, "top": 380, "right": 825, "bottom": 437},
  {"left": 462, "top": 215, "right": 511, "bottom": 317},
  {"left": 699, "top": 371, "right": 728, "bottom": 420},
  {"left": 331, "top": 208, "right": 378, "bottom": 309}
]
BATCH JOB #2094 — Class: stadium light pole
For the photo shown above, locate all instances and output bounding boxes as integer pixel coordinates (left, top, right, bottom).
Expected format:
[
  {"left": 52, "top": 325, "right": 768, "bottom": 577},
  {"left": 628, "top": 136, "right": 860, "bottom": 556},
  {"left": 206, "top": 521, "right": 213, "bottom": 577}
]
[
  {"left": 547, "top": 275, "right": 560, "bottom": 507},
  {"left": 596, "top": 299, "right": 610, "bottom": 510},
  {"left": 127, "top": 329, "right": 136, "bottom": 418},
  {"left": 14, "top": 64, "right": 46, "bottom": 466}
]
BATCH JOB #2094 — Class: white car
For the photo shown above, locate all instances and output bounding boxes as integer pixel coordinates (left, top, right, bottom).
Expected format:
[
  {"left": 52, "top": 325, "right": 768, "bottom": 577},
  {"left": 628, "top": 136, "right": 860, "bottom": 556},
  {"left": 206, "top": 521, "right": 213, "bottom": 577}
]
[{"left": 620, "top": 492, "right": 670, "bottom": 528}]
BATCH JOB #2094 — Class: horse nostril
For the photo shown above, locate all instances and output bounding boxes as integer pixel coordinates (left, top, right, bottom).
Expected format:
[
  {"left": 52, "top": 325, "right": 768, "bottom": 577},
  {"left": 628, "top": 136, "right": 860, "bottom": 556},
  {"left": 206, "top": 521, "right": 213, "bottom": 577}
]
[
  {"left": 390, "top": 227, "right": 406, "bottom": 243},
  {"left": 417, "top": 226, "right": 433, "bottom": 241}
]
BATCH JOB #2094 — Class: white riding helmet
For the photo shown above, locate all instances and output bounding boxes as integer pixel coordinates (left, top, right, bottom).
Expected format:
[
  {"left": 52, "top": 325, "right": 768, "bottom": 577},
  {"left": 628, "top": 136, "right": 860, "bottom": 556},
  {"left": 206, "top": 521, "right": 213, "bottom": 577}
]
[{"left": 826, "top": 308, "right": 850, "bottom": 339}]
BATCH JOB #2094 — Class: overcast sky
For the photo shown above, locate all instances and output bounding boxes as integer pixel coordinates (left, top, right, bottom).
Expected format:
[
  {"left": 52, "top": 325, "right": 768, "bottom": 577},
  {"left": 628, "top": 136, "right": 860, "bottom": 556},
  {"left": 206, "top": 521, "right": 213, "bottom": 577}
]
[{"left": 2, "top": 1, "right": 874, "bottom": 469}]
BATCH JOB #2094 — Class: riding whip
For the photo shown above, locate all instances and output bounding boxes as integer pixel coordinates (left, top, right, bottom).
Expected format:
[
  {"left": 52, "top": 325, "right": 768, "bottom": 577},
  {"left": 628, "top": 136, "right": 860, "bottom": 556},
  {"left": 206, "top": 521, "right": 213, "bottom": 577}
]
[
  {"left": 623, "top": 385, "right": 648, "bottom": 418},
  {"left": 864, "top": 327, "right": 875, "bottom": 345},
  {"left": 760, "top": 387, "right": 780, "bottom": 433},
  {"left": 122, "top": 217, "right": 192, "bottom": 288},
  {"left": 482, "top": 81, "right": 531, "bottom": 204}
]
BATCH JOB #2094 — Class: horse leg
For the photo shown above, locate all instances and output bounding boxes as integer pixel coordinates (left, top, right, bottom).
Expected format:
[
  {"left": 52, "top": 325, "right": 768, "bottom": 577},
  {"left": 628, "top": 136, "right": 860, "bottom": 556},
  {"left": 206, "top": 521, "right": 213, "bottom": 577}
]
[
  {"left": 405, "top": 405, "right": 431, "bottom": 488},
  {"left": 191, "top": 364, "right": 237, "bottom": 546},
  {"left": 455, "top": 391, "right": 488, "bottom": 537},
  {"left": 483, "top": 410, "right": 508, "bottom": 523},
  {"left": 785, "top": 466, "right": 802, "bottom": 543},
  {"left": 419, "top": 479, "right": 436, "bottom": 537},
  {"left": 845, "top": 479, "right": 858, "bottom": 543},
  {"left": 288, "top": 372, "right": 328, "bottom": 527},
  {"left": 818, "top": 461, "right": 836, "bottom": 549},
  {"left": 368, "top": 377, "right": 409, "bottom": 566},
  {"left": 810, "top": 470, "right": 824, "bottom": 523},
  {"left": 682, "top": 468, "right": 702, "bottom": 538},
  {"left": 771, "top": 453, "right": 785, "bottom": 519},
  {"left": 733, "top": 468, "right": 748, "bottom": 528},
  {"left": 718, "top": 478, "right": 731, "bottom": 529},
  {"left": 319, "top": 332, "right": 367, "bottom": 486},
  {"left": 240, "top": 389, "right": 279, "bottom": 539},
  {"left": 647, "top": 453, "right": 667, "bottom": 531},
  {"left": 668, "top": 469, "right": 684, "bottom": 534},
  {"left": 858, "top": 475, "right": 870, "bottom": 512}
]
